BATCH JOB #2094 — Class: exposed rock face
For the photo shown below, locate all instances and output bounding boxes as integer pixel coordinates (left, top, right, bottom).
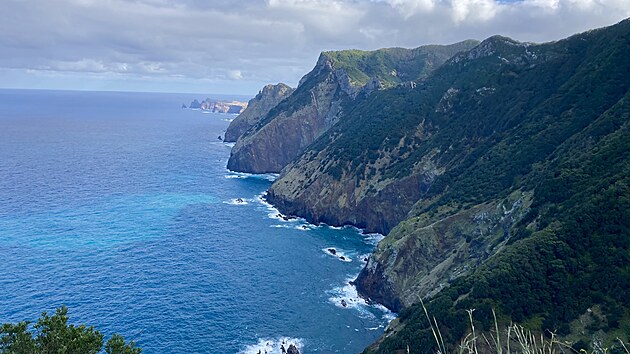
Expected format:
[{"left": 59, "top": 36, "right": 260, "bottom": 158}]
[
  {"left": 226, "top": 55, "right": 354, "bottom": 173},
  {"left": 227, "top": 40, "right": 479, "bottom": 173},
  {"left": 355, "top": 192, "right": 532, "bottom": 311},
  {"left": 224, "top": 83, "right": 294, "bottom": 143},
  {"left": 266, "top": 151, "right": 440, "bottom": 235}
]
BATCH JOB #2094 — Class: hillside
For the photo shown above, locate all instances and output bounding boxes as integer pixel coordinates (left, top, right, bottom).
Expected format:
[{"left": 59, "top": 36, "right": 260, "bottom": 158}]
[
  {"left": 259, "top": 19, "right": 630, "bottom": 352},
  {"left": 226, "top": 40, "right": 478, "bottom": 173}
]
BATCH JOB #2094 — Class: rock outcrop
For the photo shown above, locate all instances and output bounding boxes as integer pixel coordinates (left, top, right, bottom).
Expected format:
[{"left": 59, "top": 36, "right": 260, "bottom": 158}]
[
  {"left": 355, "top": 192, "right": 531, "bottom": 311},
  {"left": 286, "top": 344, "right": 299, "bottom": 354},
  {"left": 224, "top": 83, "right": 294, "bottom": 142},
  {"left": 189, "top": 98, "right": 247, "bottom": 114}
]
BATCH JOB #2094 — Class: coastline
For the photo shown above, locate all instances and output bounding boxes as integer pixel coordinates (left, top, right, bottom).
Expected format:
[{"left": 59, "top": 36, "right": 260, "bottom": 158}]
[{"left": 225, "top": 164, "right": 397, "bottom": 317}]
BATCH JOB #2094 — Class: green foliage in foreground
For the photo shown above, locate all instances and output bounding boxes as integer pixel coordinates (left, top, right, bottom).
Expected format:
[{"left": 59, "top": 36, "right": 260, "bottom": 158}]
[{"left": 0, "top": 306, "right": 141, "bottom": 354}]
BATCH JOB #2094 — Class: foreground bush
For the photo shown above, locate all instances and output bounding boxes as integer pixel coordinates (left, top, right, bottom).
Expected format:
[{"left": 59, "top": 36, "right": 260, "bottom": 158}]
[{"left": 0, "top": 306, "right": 141, "bottom": 354}]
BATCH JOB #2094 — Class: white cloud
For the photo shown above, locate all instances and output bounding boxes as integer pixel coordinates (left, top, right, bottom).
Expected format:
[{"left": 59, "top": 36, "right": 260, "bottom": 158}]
[
  {"left": 383, "top": 0, "right": 436, "bottom": 18},
  {"left": 228, "top": 70, "right": 243, "bottom": 80},
  {"left": 0, "top": 0, "right": 628, "bottom": 94},
  {"left": 450, "top": 0, "right": 499, "bottom": 23}
]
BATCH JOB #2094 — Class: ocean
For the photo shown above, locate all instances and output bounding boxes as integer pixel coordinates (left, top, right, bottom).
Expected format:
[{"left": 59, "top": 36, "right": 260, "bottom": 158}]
[{"left": 0, "top": 89, "right": 392, "bottom": 353}]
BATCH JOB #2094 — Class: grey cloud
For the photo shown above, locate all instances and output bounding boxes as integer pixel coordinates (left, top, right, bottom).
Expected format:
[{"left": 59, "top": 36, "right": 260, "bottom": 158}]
[{"left": 0, "top": 0, "right": 628, "bottom": 94}]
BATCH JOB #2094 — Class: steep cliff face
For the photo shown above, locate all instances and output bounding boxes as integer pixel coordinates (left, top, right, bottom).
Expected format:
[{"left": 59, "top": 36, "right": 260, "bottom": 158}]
[
  {"left": 227, "top": 41, "right": 479, "bottom": 173},
  {"left": 354, "top": 192, "right": 532, "bottom": 312},
  {"left": 266, "top": 144, "right": 441, "bottom": 235},
  {"left": 267, "top": 34, "right": 545, "bottom": 234},
  {"left": 224, "top": 83, "right": 294, "bottom": 142},
  {"left": 264, "top": 19, "right": 630, "bottom": 352}
]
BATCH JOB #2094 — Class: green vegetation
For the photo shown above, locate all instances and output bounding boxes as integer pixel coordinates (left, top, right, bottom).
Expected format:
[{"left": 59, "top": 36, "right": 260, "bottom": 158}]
[
  {"left": 405, "top": 302, "right": 630, "bottom": 354},
  {"left": 354, "top": 19, "right": 630, "bottom": 353},
  {"left": 0, "top": 306, "right": 141, "bottom": 354},
  {"left": 250, "top": 40, "right": 479, "bottom": 137},
  {"left": 269, "top": 19, "right": 630, "bottom": 353},
  {"left": 323, "top": 40, "right": 479, "bottom": 87}
]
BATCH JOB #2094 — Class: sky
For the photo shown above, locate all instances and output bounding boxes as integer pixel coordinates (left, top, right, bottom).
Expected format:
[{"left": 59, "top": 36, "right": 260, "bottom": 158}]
[{"left": 1, "top": 0, "right": 629, "bottom": 96}]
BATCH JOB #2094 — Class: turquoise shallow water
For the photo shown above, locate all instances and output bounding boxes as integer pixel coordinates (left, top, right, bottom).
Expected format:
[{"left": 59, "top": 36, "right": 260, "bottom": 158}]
[{"left": 0, "top": 89, "right": 392, "bottom": 353}]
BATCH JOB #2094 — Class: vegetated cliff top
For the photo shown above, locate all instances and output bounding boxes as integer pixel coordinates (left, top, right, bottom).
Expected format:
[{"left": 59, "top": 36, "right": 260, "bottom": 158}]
[
  {"left": 319, "top": 40, "right": 480, "bottom": 88},
  {"left": 264, "top": 18, "right": 630, "bottom": 353},
  {"left": 226, "top": 39, "right": 479, "bottom": 174}
]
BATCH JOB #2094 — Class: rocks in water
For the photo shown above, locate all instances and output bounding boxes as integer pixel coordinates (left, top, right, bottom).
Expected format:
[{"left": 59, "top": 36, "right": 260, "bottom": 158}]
[
  {"left": 188, "top": 98, "right": 247, "bottom": 113},
  {"left": 275, "top": 213, "right": 295, "bottom": 221},
  {"left": 189, "top": 99, "right": 202, "bottom": 109},
  {"left": 236, "top": 198, "right": 244, "bottom": 203},
  {"left": 341, "top": 299, "right": 348, "bottom": 307},
  {"left": 287, "top": 344, "right": 300, "bottom": 354},
  {"left": 324, "top": 248, "right": 353, "bottom": 262},
  {"left": 181, "top": 103, "right": 187, "bottom": 109},
  {"left": 218, "top": 135, "right": 223, "bottom": 141}
]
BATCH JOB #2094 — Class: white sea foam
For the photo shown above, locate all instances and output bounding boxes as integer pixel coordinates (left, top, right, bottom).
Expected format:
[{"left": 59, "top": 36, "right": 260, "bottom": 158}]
[
  {"left": 362, "top": 232, "right": 385, "bottom": 245},
  {"left": 224, "top": 171, "right": 278, "bottom": 182},
  {"left": 268, "top": 211, "right": 299, "bottom": 223},
  {"left": 224, "top": 142, "right": 236, "bottom": 148},
  {"left": 240, "top": 337, "right": 303, "bottom": 354},
  {"left": 322, "top": 247, "right": 352, "bottom": 262},
  {"left": 296, "top": 224, "right": 314, "bottom": 231},
  {"left": 367, "top": 326, "right": 384, "bottom": 331},
  {"left": 327, "top": 276, "right": 397, "bottom": 322},
  {"left": 327, "top": 277, "right": 373, "bottom": 316},
  {"left": 224, "top": 198, "right": 249, "bottom": 205},
  {"left": 256, "top": 193, "right": 306, "bottom": 225},
  {"left": 270, "top": 224, "right": 292, "bottom": 229}
]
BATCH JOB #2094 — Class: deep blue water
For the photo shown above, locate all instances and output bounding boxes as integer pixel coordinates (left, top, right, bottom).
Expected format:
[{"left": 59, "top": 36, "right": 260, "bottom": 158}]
[{"left": 0, "top": 89, "right": 392, "bottom": 353}]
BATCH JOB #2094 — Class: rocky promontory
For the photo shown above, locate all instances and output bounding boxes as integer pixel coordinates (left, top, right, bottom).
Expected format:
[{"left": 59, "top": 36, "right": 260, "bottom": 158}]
[
  {"left": 224, "top": 83, "right": 294, "bottom": 142},
  {"left": 188, "top": 98, "right": 247, "bottom": 114}
]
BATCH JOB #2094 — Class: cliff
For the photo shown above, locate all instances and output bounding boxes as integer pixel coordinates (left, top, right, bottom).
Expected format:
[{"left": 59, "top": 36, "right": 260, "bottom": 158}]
[
  {"left": 259, "top": 19, "right": 630, "bottom": 352},
  {"left": 224, "top": 83, "right": 294, "bottom": 142},
  {"left": 226, "top": 40, "right": 479, "bottom": 173}
]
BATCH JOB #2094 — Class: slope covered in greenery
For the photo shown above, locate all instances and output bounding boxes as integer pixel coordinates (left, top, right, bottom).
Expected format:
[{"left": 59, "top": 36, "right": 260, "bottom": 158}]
[
  {"left": 264, "top": 19, "right": 630, "bottom": 352},
  {"left": 322, "top": 41, "right": 479, "bottom": 88},
  {"left": 226, "top": 40, "right": 478, "bottom": 173}
]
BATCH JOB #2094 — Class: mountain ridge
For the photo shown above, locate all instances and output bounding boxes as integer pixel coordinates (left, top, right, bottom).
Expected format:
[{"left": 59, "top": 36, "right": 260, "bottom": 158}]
[
  {"left": 228, "top": 18, "right": 630, "bottom": 352},
  {"left": 226, "top": 40, "right": 479, "bottom": 173}
]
